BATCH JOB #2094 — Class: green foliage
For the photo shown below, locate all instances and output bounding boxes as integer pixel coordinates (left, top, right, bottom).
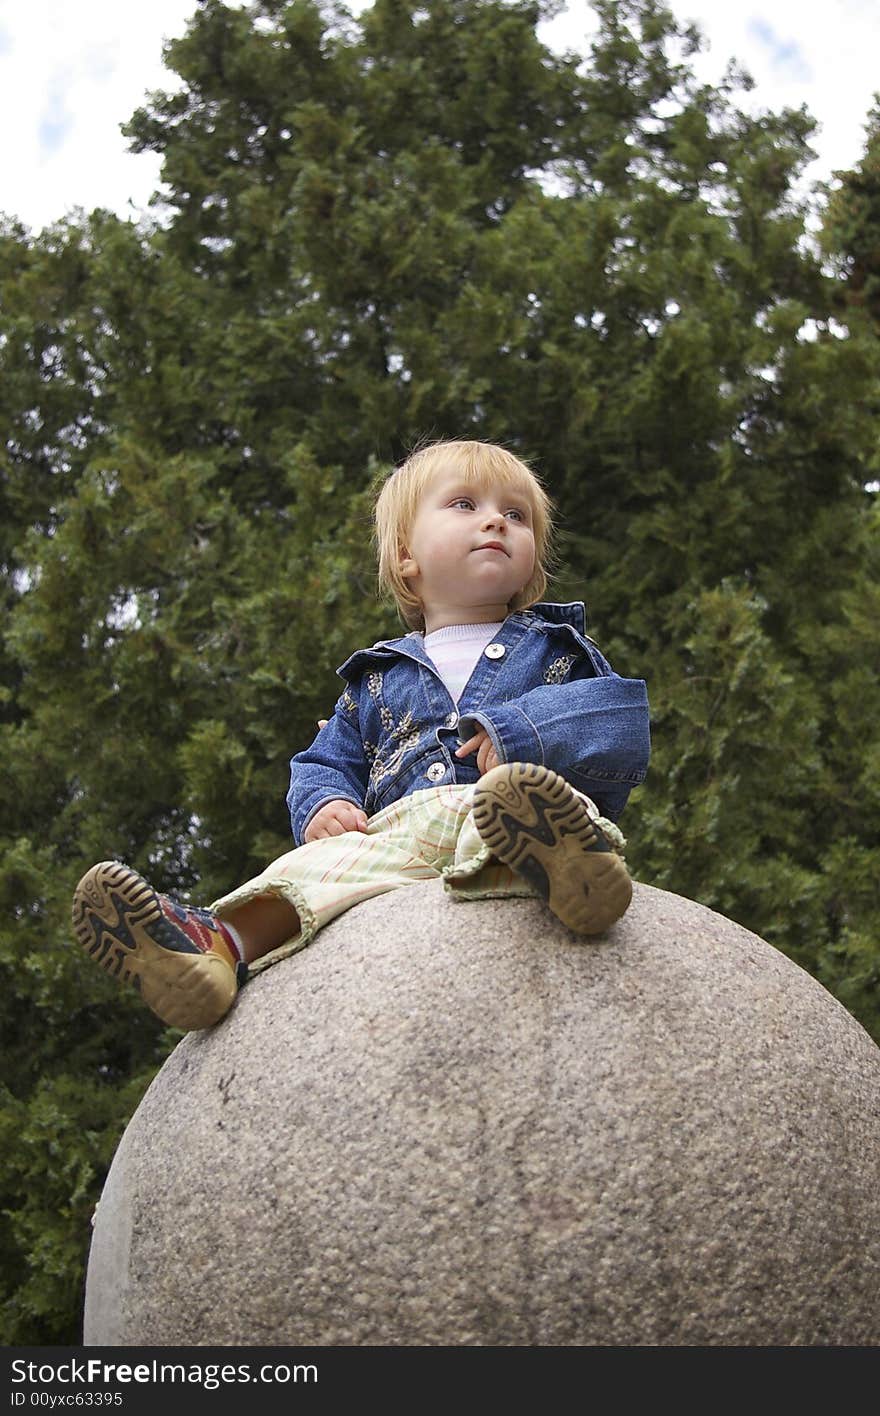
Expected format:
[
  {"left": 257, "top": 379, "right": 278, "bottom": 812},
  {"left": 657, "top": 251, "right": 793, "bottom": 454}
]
[
  {"left": 0, "top": 1071, "right": 156, "bottom": 1343},
  {"left": 1, "top": 0, "right": 878, "bottom": 1341},
  {"left": 822, "top": 102, "right": 880, "bottom": 333}
]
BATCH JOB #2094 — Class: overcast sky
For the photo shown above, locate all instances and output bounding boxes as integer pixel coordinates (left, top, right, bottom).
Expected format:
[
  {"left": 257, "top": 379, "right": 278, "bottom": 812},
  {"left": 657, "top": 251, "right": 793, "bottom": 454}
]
[{"left": 1, "top": 0, "right": 878, "bottom": 234}]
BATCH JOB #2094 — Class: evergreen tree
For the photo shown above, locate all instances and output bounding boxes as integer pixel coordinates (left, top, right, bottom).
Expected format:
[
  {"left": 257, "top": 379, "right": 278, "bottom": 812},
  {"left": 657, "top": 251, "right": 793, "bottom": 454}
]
[
  {"left": 811, "top": 104, "right": 880, "bottom": 1038},
  {"left": 822, "top": 102, "right": 880, "bottom": 336},
  {"left": 1, "top": 0, "right": 877, "bottom": 1340}
]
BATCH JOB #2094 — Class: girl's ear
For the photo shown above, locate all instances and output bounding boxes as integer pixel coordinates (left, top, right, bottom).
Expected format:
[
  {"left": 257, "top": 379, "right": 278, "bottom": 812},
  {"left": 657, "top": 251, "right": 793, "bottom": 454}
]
[{"left": 399, "top": 546, "right": 418, "bottom": 578}]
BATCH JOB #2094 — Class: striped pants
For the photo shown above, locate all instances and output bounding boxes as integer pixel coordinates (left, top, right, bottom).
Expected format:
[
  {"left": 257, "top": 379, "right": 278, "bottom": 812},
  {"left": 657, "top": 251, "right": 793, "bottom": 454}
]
[{"left": 211, "top": 783, "right": 622, "bottom": 976}]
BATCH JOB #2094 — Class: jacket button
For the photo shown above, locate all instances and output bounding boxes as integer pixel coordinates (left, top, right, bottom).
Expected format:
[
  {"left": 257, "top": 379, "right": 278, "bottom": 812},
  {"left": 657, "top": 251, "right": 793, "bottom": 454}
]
[
  {"left": 444, "top": 711, "right": 459, "bottom": 729},
  {"left": 484, "top": 642, "right": 506, "bottom": 660},
  {"left": 426, "top": 762, "right": 446, "bottom": 783}
]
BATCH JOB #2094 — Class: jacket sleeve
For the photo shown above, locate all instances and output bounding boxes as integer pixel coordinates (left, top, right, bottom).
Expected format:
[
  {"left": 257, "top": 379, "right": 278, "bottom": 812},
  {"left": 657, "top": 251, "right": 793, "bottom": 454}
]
[
  {"left": 459, "top": 657, "right": 650, "bottom": 822},
  {"left": 286, "top": 688, "right": 371, "bottom": 845}
]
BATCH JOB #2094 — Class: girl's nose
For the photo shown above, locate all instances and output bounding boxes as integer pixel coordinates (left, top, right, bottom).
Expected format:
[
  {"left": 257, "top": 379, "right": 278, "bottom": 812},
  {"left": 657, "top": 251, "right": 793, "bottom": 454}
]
[{"left": 482, "top": 510, "right": 505, "bottom": 530}]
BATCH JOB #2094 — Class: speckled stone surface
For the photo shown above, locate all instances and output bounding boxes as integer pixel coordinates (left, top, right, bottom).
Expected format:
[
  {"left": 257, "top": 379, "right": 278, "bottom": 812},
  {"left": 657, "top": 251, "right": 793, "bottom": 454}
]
[{"left": 84, "top": 880, "right": 880, "bottom": 1347}]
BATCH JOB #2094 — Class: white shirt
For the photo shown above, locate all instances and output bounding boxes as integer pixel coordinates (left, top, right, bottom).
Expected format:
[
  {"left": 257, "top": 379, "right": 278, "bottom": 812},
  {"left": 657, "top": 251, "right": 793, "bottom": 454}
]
[{"left": 421, "top": 622, "right": 503, "bottom": 703}]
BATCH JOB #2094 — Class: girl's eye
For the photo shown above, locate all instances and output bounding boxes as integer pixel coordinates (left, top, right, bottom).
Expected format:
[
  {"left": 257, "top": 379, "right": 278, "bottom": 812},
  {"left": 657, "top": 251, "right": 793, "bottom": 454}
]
[
  {"left": 506, "top": 508, "right": 528, "bottom": 523},
  {"left": 451, "top": 498, "right": 475, "bottom": 510}
]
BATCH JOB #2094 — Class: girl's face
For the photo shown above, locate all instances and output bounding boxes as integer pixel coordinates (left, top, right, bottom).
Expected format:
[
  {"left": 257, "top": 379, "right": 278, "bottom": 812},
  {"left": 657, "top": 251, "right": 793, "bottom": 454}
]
[{"left": 400, "top": 470, "right": 536, "bottom": 631}]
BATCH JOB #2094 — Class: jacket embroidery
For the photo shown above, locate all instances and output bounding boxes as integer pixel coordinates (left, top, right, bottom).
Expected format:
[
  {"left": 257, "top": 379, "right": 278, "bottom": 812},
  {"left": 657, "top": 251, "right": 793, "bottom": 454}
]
[
  {"left": 543, "top": 654, "right": 576, "bottom": 684},
  {"left": 368, "top": 709, "right": 423, "bottom": 788}
]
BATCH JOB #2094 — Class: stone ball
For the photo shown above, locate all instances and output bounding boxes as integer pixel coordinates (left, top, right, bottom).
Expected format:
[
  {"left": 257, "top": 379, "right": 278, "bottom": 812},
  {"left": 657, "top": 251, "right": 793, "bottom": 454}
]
[{"left": 84, "top": 881, "right": 880, "bottom": 1346}]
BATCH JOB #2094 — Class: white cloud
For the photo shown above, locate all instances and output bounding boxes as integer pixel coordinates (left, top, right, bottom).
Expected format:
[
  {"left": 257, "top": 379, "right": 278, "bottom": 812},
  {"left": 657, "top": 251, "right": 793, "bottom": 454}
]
[
  {"left": 38, "top": 88, "right": 73, "bottom": 155},
  {"left": 746, "top": 19, "right": 812, "bottom": 83},
  {"left": 0, "top": 0, "right": 878, "bottom": 233},
  {"left": 0, "top": 0, "right": 200, "bottom": 230},
  {"left": 671, "top": 1, "right": 880, "bottom": 179},
  {"left": 544, "top": 0, "right": 880, "bottom": 183}
]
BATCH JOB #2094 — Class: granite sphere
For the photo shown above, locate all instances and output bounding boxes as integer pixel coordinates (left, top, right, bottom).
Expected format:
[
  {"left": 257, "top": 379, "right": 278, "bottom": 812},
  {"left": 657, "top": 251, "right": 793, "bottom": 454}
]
[{"left": 84, "top": 880, "right": 880, "bottom": 1346}]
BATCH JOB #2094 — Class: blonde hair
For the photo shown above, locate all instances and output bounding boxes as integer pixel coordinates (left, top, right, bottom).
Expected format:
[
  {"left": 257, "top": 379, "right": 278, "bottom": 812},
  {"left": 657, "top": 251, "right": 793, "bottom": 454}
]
[{"left": 375, "top": 439, "right": 554, "bottom": 630}]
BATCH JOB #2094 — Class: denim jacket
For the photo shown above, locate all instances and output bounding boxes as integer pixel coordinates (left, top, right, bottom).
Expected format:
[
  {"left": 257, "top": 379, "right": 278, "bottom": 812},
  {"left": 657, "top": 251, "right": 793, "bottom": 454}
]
[{"left": 287, "top": 602, "right": 650, "bottom": 845}]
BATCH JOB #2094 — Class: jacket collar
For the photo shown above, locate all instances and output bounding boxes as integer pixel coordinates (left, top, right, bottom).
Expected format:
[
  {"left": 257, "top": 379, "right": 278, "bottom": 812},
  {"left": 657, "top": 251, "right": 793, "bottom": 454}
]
[
  {"left": 336, "top": 602, "right": 588, "bottom": 679},
  {"left": 516, "top": 601, "right": 587, "bottom": 633}
]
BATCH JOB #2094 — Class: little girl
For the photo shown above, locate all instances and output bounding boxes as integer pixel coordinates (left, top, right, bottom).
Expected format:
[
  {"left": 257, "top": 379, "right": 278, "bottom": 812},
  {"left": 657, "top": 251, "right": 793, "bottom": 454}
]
[{"left": 72, "top": 440, "right": 650, "bottom": 1030}]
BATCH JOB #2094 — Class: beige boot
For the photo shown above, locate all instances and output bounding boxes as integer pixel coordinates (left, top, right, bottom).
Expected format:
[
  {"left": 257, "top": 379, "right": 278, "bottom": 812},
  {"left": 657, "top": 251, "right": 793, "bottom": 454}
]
[
  {"left": 72, "top": 861, "right": 244, "bottom": 1029},
  {"left": 472, "top": 763, "right": 632, "bottom": 935}
]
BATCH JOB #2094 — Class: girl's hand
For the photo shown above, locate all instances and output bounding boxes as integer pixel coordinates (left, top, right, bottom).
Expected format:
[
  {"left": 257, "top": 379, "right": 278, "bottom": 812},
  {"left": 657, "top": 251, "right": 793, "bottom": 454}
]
[
  {"left": 455, "top": 729, "right": 499, "bottom": 775},
  {"left": 304, "top": 800, "right": 369, "bottom": 842}
]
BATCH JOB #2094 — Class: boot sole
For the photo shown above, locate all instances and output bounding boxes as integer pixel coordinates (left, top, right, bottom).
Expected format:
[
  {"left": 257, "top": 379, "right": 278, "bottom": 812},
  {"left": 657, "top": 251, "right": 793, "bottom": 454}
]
[
  {"left": 472, "top": 763, "right": 632, "bottom": 935},
  {"left": 71, "top": 861, "right": 238, "bottom": 1029}
]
